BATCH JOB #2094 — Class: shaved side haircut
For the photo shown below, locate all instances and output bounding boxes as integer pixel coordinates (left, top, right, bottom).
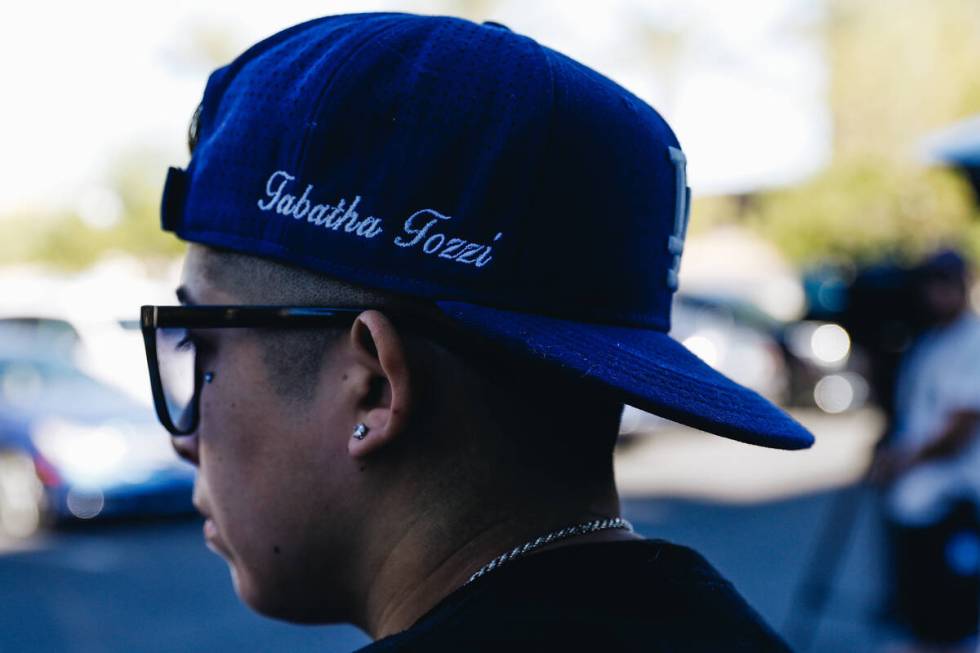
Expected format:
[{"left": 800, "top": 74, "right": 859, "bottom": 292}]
[{"left": 195, "top": 246, "right": 623, "bottom": 488}]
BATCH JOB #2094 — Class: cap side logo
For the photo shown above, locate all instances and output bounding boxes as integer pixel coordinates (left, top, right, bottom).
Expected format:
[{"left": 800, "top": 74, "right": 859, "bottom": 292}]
[{"left": 666, "top": 146, "right": 691, "bottom": 291}]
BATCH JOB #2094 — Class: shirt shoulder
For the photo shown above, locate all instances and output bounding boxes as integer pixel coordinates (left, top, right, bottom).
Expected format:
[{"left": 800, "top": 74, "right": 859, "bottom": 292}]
[{"left": 361, "top": 539, "right": 791, "bottom": 653}]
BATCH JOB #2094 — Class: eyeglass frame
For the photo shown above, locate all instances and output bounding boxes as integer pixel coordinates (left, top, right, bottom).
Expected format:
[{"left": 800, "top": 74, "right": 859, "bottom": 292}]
[{"left": 140, "top": 304, "right": 451, "bottom": 437}]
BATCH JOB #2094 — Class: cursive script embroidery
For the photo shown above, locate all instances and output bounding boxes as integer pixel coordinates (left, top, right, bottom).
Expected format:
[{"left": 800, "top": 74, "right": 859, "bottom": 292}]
[
  {"left": 394, "top": 209, "right": 503, "bottom": 268},
  {"left": 257, "top": 170, "right": 384, "bottom": 239},
  {"left": 255, "top": 171, "right": 505, "bottom": 270}
]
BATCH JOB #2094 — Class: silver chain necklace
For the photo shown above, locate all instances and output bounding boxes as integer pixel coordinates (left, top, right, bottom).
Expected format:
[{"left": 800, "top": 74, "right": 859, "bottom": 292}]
[{"left": 466, "top": 517, "right": 634, "bottom": 585}]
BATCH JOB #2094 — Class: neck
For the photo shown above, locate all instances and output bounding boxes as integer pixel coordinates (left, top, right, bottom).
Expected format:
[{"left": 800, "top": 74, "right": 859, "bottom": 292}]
[{"left": 356, "top": 488, "right": 629, "bottom": 640}]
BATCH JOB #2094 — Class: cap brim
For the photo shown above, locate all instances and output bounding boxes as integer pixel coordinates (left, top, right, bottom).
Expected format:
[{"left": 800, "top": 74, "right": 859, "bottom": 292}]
[{"left": 435, "top": 301, "right": 814, "bottom": 450}]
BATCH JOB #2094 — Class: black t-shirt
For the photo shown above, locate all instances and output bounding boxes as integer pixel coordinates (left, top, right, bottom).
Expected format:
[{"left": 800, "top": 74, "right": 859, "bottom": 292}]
[{"left": 359, "top": 539, "right": 792, "bottom": 652}]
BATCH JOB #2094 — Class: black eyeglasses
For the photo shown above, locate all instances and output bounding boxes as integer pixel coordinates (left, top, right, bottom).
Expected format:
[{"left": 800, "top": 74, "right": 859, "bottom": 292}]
[{"left": 141, "top": 305, "right": 382, "bottom": 436}]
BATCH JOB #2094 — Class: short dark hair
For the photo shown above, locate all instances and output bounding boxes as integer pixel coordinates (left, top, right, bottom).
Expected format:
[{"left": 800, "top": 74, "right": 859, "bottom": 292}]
[{"left": 195, "top": 245, "right": 623, "bottom": 485}]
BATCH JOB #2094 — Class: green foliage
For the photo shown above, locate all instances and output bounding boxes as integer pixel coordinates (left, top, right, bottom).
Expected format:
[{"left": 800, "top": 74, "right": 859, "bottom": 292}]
[
  {"left": 747, "top": 0, "right": 980, "bottom": 263},
  {"left": 749, "top": 159, "right": 980, "bottom": 265},
  {"left": 745, "top": 0, "right": 980, "bottom": 266},
  {"left": 827, "top": 0, "right": 980, "bottom": 162},
  {"left": 0, "top": 148, "right": 185, "bottom": 271}
]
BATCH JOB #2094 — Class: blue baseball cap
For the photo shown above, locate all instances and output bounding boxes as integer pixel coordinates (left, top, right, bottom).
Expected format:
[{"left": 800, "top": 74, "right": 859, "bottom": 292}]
[{"left": 160, "top": 12, "right": 814, "bottom": 450}]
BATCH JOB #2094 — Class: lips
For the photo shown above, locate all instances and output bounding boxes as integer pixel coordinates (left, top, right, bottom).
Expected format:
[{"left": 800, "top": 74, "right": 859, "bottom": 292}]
[
  {"left": 192, "top": 491, "right": 209, "bottom": 518},
  {"left": 194, "top": 496, "right": 230, "bottom": 557},
  {"left": 203, "top": 517, "right": 231, "bottom": 557}
]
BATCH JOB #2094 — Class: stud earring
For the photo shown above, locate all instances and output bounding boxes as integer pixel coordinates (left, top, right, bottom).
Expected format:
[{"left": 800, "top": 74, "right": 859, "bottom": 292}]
[
  {"left": 353, "top": 423, "right": 369, "bottom": 440},
  {"left": 204, "top": 372, "right": 215, "bottom": 384}
]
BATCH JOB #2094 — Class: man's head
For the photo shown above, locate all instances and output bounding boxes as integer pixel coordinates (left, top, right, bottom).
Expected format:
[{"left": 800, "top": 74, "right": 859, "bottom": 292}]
[
  {"left": 149, "top": 10, "right": 814, "bottom": 630},
  {"left": 173, "top": 243, "right": 623, "bottom": 623}
]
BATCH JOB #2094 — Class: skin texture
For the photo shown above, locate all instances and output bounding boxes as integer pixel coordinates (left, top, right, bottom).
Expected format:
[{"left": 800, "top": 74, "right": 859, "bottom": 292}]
[
  {"left": 174, "top": 252, "right": 370, "bottom": 622},
  {"left": 172, "top": 245, "right": 633, "bottom": 637}
]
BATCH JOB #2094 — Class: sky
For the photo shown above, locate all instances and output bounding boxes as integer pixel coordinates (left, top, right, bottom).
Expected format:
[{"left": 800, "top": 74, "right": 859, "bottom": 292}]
[{"left": 0, "top": 0, "right": 829, "bottom": 217}]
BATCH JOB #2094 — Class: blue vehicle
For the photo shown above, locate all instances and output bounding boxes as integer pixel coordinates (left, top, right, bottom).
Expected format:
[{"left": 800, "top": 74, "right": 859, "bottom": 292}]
[{"left": 0, "top": 351, "right": 194, "bottom": 537}]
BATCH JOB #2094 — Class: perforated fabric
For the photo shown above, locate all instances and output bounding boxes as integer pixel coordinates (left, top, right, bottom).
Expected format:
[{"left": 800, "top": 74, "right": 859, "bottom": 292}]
[
  {"left": 166, "top": 13, "right": 678, "bottom": 327},
  {"left": 436, "top": 301, "right": 813, "bottom": 449},
  {"left": 160, "top": 12, "right": 814, "bottom": 450}
]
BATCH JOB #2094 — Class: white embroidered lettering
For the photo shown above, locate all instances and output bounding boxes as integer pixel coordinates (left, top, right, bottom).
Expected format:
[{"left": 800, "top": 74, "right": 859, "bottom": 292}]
[
  {"left": 276, "top": 194, "right": 295, "bottom": 215},
  {"left": 292, "top": 184, "right": 313, "bottom": 219},
  {"left": 423, "top": 234, "right": 446, "bottom": 254},
  {"left": 473, "top": 247, "right": 492, "bottom": 267},
  {"left": 258, "top": 170, "right": 295, "bottom": 211},
  {"left": 338, "top": 197, "right": 362, "bottom": 232},
  {"left": 474, "top": 234, "right": 502, "bottom": 268},
  {"left": 325, "top": 200, "right": 347, "bottom": 228},
  {"left": 394, "top": 209, "right": 450, "bottom": 248},
  {"left": 356, "top": 217, "right": 383, "bottom": 238},
  {"left": 307, "top": 203, "right": 330, "bottom": 226},
  {"left": 255, "top": 171, "right": 499, "bottom": 265},
  {"left": 457, "top": 243, "right": 482, "bottom": 264},
  {"left": 440, "top": 238, "right": 466, "bottom": 259}
]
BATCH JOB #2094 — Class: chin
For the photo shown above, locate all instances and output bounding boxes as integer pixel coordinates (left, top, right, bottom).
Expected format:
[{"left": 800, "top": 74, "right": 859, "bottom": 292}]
[{"left": 231, "top": 564, "right": 342, "bottom": 625}]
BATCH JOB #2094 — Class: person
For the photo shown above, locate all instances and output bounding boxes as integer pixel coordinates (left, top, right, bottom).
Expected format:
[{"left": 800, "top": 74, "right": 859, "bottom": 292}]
[
  {"left": 140, "top": 13, "right": 814, "bottom": 651},
  {"left": 873, "top": 250, "right": 980, "bottom": 652}
]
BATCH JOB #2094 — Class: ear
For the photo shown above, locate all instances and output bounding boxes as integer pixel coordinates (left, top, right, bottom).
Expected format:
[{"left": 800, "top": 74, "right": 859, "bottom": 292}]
[{"left": 346, "top": 310, "right": 413, "bottom": 459}]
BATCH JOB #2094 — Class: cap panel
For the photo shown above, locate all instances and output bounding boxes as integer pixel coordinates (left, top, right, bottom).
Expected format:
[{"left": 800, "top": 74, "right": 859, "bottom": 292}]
[
  {"left": 183, "top": 15, "right": 400, "bottom": 254},
  {"left": 288, "top": 16, "right": 551, "bottom": 308},
  {"left": 514, "top": 49, "right": 682, "bottom": 329},
  {"left": 173, "top": 13, "right": 683, "bottom": 326}
]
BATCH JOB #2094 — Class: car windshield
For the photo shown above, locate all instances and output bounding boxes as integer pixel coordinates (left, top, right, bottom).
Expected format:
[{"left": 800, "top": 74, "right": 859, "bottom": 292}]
[
  {"left": 0, "top": 318, "right": 82, "bottom": 360},
  {"left": 0, "top": 357, "right": 140, "bottom": 418}
]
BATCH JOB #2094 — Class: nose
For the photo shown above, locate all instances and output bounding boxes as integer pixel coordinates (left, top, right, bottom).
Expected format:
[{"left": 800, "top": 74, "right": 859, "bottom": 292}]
[{"left": 171, "top": 432, "right": 200, "bottom": 466}]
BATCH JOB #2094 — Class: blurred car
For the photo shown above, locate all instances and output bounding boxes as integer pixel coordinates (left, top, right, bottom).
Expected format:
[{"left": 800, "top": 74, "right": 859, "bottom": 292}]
[
  {"left": 0, "top": 352, "right": 194, "bottom": 538},
  {"left": 0, "top": 316, "right": 82, "bottom": 358},
  {"left": 620, "top": 294, "right": 790, "bottom": 436},
  {"left": 619, "top": 293, "right": 870, "bottom": 437}
]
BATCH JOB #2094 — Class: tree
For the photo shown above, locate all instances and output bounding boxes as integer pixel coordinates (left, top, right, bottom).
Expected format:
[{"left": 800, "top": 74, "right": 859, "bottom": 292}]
[
  {"left": 743, "top": 0, "right": 980, "bottom": 265},
  {"left": 0, "top": 147, "right": 185, "bottom": 271}
]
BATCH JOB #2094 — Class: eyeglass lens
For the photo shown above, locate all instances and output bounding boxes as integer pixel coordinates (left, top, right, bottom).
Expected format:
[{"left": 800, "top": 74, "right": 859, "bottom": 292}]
[{"left": 155, "top": 327, "right": 199, "bottom": 432}]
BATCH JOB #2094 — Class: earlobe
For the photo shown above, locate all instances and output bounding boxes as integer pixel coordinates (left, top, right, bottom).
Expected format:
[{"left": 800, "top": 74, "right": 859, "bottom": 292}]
[{"left": 347, "top": 311, "right": 413, "bottom": 459}]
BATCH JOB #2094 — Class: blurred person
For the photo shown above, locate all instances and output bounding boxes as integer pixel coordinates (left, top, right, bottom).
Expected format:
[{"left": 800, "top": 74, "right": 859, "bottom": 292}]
[
  {"left": 141, "top": 13, "right": 815, "bottom": 651},
  {"left": 873, "top": 249, "right": 980, "bottom": 652}
]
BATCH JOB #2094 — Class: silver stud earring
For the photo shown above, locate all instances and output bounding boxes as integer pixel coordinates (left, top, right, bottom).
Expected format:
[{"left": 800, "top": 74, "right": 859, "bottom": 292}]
[
  {"left": 204, "top": 371, "right": 215, "bottom": 384},
  {"left": 353, "top": 423, "right": 369, "bottom": 440}
]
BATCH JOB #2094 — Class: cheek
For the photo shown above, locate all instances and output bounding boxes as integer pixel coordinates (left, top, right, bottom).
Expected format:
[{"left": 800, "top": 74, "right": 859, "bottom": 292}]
[
  {"left": 192, "top": 345, "right": 358, "bottom": 620},
  {"left": 195, "top": 371, "right": 343, "bottom": 605},
  {"left": 195, "top": 364, "right": 286, "bottom": 551}
]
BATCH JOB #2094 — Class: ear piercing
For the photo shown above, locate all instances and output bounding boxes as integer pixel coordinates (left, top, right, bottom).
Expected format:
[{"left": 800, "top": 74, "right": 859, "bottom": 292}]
[
  {"left": 204, "top": 372, "right": 215, "bottom": 384},
  {"left": 353, "top": 423, "right": 369, "bottom": 440}
]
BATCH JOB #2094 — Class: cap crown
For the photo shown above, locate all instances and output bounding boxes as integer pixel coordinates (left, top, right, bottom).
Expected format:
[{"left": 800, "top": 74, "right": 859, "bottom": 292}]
[{"left": 166, "top": 13, "right": 690, "bottom": 330}]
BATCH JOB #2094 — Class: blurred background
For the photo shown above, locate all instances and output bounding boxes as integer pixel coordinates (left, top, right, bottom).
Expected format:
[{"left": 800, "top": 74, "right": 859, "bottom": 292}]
[{"left": 2, "top": 0, "right": 980, "bottom": 651}]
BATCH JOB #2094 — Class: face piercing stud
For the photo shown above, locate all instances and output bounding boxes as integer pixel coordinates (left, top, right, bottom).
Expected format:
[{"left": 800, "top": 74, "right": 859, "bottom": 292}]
[{"left": 353, "top": 423, "right": 369, "bottom": 440}]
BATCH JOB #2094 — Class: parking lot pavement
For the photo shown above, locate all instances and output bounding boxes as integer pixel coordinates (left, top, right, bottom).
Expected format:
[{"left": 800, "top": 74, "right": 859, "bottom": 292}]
[
  {"left": 0, "top": 489, "right": 890, "bottom": 653},
  {"left": 0, "top": 518, "right": 371, "bottom": 653},
  {"left": 630, "top": 486, "right": 892, "bottom": 653},
  {"left": 615, "top": 407, "right": 883, "bottom": 502},
  {"left": 612, "top": 407, "right": 893, "bottom": 651},
  {"left": 0, "top": 409, "right": 890, "bottom": 652}
]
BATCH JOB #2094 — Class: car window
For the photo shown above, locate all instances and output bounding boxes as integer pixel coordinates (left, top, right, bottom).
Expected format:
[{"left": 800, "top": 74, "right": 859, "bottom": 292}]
[
  {"left": 0, "top": 318, "right": 81, "bottom": 360},
  {"left": 0, "top": 358, "right": 136, "bottom": 415}
]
